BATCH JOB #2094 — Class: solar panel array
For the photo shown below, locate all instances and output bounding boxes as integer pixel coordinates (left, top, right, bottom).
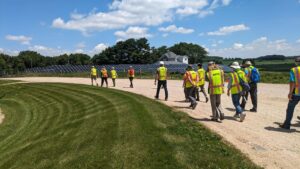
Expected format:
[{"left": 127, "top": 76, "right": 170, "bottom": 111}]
[{"left": 25, "top": 64, "right": 231, "bottom": 74}]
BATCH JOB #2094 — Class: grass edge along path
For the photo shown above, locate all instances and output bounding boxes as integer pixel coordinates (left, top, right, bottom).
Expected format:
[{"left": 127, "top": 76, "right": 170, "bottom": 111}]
[{"left": 0, "top": 83, "right": 261, "bottom": 169}]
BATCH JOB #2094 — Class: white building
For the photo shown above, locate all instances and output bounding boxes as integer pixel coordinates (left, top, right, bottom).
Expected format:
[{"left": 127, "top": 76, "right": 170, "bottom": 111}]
[{"left": 158, "top": 51, "right": 189, "bottom": 64}]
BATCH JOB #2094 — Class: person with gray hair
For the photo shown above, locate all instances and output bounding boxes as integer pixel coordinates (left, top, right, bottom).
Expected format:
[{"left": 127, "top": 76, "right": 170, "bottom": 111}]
[{"left": 279, "top": 57, "right": 300, "bottom": 129}]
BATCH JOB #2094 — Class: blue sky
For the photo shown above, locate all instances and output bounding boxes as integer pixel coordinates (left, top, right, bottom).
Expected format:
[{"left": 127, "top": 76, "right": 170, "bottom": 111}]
[{"left": 1, "top": 0, "right": 300, "bottom": 58}]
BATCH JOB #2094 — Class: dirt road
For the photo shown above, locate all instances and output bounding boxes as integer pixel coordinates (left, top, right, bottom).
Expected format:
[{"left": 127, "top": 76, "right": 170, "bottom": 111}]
[{"left": 4, "top": 77, "right": 300, "bottom": 169}]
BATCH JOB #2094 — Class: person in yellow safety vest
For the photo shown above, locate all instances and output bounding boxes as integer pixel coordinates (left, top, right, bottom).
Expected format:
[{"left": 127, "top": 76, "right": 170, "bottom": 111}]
[
  {"left": 90, "top": 66, "right": 99, "bottom": 86},
  {"left": 241, "top": 60, "right": 258, "bottom": 112},
  {"left": 207, "top": 61, "right": 225, "bottom": 122},
  {"left": 111, "top": 67, "right": 117, "bottom": 87},
  {"left": 128, "top": 66, "right": 135, "bottom": 88},
  {"left": 196, "top": 63, "right": 209, "bottom": 103},
  {"left": 280, "top": 57, "right": 300, "bottom": 130},
  {"left": 183, "top": 68, "right": 189, "bottom": 102},
  {"left": 184, "top": 65, "right": 198, "bottom": 109},
  {"left": 227, "top": 62, "right": 248, "bottom": 122},
  {"left": 154, "top": 61, "right": 168, "bottom": 101},
  {"left": 100, "top": 66, "right": 108, "bottom": 87}
]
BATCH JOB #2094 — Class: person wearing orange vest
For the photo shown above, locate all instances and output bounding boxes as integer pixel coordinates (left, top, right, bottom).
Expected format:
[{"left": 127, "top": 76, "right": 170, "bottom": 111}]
[
  {"left": 154, "top": 61, "right": 168, "bottom": 101},
  {"left": 227, "top": 62, "right": 248, "bottom": 122},
  {"left": 196, "top": 63, "right": 209, "bottom": 103},
  {"left": 128, "top": 66, "right": 135, "bottom": 88},
  {"left": 184, "top": 65, "right": 198, "bottom": 109},
  {"left": 90, "top": 66, "right": 99, "bottom": 86},
  {"left": 110, "top": 67, "right": 117, "bottom": 87},
  {"left": 183, "top": 68, "right": 189, "bottom": 102},
  {"left": 280, "top": 57, "right": 300, "bottom": 129},
  {"left": 100, "top": 66, "right": 108, "bottom": 87},
  {"left": 207, "top": 61, "right": 225, "bottom": 122}
]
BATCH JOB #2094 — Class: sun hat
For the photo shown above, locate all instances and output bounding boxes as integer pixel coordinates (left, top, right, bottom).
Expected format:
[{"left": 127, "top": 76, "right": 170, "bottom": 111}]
[{"left": 230, "top": 62, "right": 241, "bottom": 69}]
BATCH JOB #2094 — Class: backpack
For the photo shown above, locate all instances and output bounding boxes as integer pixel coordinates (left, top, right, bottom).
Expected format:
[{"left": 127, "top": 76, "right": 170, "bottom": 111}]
[
  {"left": 236, "top": 72, "right": 250, "bottom": 92},
  {"left": 250, "top": 67, "right": 260, "bottom": 83}
]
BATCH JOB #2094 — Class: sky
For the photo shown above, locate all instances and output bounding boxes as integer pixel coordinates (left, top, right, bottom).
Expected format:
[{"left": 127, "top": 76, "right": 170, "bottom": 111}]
[{"left": 1, "top": 0, "right": 300, "bottom": 58}]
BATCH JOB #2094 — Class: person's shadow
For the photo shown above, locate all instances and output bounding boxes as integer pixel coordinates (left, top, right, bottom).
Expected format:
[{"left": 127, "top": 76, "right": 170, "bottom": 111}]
[{"left": 264, "top": 122, "right": 300, "bottom": 133}]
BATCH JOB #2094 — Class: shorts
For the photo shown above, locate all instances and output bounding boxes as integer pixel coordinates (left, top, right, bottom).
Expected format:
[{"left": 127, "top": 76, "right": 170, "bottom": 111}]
[{"left": 91, "top": 75, "right": 97, "bottom": 80}]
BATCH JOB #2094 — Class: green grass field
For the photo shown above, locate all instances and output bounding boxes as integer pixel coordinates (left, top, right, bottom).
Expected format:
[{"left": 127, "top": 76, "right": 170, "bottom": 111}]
[{"left": 0, "top": 82, "right": 260, "bottom": 169}]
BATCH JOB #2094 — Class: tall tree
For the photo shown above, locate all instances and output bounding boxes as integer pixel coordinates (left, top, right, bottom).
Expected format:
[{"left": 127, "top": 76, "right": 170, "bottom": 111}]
[{"left": 169, "top": 42, "right": 208, "bottom": 64}]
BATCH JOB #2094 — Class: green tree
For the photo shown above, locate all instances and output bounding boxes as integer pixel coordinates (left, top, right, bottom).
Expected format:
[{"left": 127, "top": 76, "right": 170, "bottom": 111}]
[{"left": 169, "top": 42, "right": 208, "bottom": 64}]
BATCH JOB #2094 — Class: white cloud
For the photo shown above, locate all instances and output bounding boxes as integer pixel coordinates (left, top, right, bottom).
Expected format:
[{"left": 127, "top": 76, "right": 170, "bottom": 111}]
[
  {"left": 52, "top": 0, "right": 232, "bottom": 33},
  {"left": 207, "top": 24, "right": 250, "bottom": 36},
  {"left": 233, "top": 43, "right": 244, "bottom": 49},
  {"left": 159, "top": 25, "right": 194, "bottom": 34},
  {"left": 29, "top": 45, "right": 69, "bottom": 56},
  {"left": 5, "top": 35, "right": 32, "bottom": 45},
  {"left": 296, "top": 39, "right": 300, "bottom": 43},
  {"left": 162, "top": 33, "right": 169, "bottom": 38},
  {"left": 74, "top": 49, "right": 84, "bottom": 53},
  {"left": 222, "top": 0, "right": 232, "bottom": 6},
  {"left": 210, "top": 37, "right": 300, "bottom": 58},
  {"left": 115, "top": 26, "right": 152, "bottom": 40},
  {"left": 93, "top": 43, "right": 108, "bottom": 53}
]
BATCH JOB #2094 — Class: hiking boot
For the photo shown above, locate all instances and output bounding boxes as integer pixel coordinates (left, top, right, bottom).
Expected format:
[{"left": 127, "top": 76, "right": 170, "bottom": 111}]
[
  {"left": 297, "top": 116, "right": 300, "bottom": 120},
  {"left": 196, "top": 99, "right": 200, "bottom": 101},
  {"left": 192, "top": 102, "right": 198, "bottom": 110},
  {"left": 154, "top": 96, "right": 159, "bottom": 100},
  {"left": 279, "top": 124, "right": 290, "bottom": 130},
  {"left": 165, "top": 98, "right": 168, "bottom": 101},
  {"left": 250, "top": 108, "right": 257, "bottom": 112},
  {"left": 205, "top": 97, "right": 209, "bottom": 103},
  {"left": 220, "top": 113, "right": 225, "bottom": 121},
  {"left": 240, "top": 113, "right": 246, "bottom": 122}
]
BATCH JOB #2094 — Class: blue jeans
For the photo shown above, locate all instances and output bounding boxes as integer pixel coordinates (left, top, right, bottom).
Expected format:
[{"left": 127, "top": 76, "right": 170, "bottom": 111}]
[
  {"left": 232, "top": 93, "right": 243, "bottom": 114},
  {"left": 283, "top": 95, "right": 300, "bottom": 127}
]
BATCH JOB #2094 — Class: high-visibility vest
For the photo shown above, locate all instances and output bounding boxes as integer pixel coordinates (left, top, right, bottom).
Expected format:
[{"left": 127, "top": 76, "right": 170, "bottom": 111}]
[
  {"left": 207, "top": 69, "right": 224, "bottom": 94},
  {"left": 158, "top": 67, "right": 167, "bottom": 80},
  {"left": 230, "top": 69, "right": 246, "bottom": 94},
  {"left": 292, "top": 66, "right": 300, "bottom": 94},
  {"left": 128, "top": 69, "right": 135, "bottom": 77},
  {"left": 111, "top": 70, "right": 117, "bottom": 79},
  {"left": 91, "top": 68, "right": 97, "bottom": 76},
  {"left": 245, "top": 66, "right": 254, "bottom": 82},
  {"left": 101, "top": 69, "right": 108, "bottom": 78},
  {"left": 197, "top": 68, "right": 205, "bottom": 86},
  {"left": 185, "top": 71, "right": 198, "bottom": 88}
]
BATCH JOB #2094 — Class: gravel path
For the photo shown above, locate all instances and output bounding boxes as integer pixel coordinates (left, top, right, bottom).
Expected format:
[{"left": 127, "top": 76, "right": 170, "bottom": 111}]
[{"left": 3, "top": 77, "right": 300, "bottom": 169}]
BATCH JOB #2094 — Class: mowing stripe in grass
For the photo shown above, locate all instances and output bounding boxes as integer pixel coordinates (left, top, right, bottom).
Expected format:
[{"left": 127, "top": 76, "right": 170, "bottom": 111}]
[{"left": 0, "top": 83, "right": 261, "bottom": 169}]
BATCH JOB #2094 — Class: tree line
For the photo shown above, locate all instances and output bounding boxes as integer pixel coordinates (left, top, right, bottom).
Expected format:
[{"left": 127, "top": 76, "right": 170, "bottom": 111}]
[{"left": 0, "top": 38, "right": 208, "bottom": 74}]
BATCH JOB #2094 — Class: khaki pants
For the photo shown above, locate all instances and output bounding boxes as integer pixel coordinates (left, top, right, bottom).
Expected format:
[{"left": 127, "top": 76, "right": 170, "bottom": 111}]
[{"left": 210, "top": 94, "right": 224, "bottom": 120}]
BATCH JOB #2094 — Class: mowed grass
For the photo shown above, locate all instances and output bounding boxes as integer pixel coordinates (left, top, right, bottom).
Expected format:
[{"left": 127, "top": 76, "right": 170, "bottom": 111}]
[{"left": 0, "top": 83, "right": 260, "bottom": 169}]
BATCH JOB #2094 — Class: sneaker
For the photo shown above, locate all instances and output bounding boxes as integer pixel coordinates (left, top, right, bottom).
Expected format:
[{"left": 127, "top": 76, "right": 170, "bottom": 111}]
[
  {"left": 233, "top": 114, "right": 240, "bottom": 118},
  {"left": 205, "top": 97, "right": 209, "bottom": 103},
  {"left": 211, "top": 118, "right": 219, "bottom": 122},
  {"left": 279, "top": 124, "right": 290, "bottom": 130},
  {"left": 250, "top": 108, "right": 257, "bottom": 112},
  {"left": 192, "top": 102, "right": 198, "bottom": 110},
  {"left": 240, "top": 113, "right": 246, "bottom": 122}
]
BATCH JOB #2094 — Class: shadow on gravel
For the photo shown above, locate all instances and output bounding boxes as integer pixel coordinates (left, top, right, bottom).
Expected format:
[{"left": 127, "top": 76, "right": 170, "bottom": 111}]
[{"left": 264, "top": 126, "right": 300, "bottom": 133}]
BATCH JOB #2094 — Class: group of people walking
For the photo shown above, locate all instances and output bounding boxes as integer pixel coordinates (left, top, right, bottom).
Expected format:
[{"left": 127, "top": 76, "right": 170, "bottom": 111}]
[
  {"left": 90, "top": 57, "right": 300, "bottom": 128},
  {"left": 90, "top": 66, "right": 135, "bottom": 88}
]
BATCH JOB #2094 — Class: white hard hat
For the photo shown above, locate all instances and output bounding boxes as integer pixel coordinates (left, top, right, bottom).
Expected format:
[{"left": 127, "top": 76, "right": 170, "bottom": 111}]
[
  {"left": 160, "top": 61, "right": 164, "bottom": 65},
  {"left": 230, "top": 62, "right": 241, "bottom": 69}
]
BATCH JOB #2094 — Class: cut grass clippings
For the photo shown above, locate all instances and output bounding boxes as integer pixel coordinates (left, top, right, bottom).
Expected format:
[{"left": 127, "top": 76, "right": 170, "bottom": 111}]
[{"left": 0, "top": 83, "right": 261, "bottom": 169}]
